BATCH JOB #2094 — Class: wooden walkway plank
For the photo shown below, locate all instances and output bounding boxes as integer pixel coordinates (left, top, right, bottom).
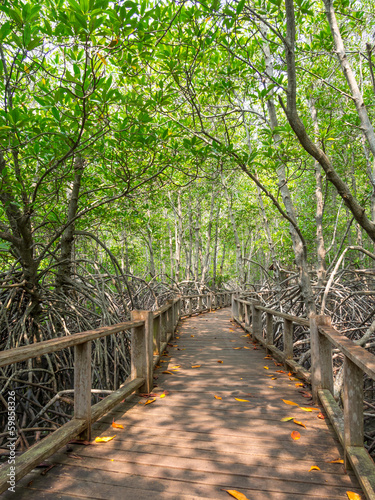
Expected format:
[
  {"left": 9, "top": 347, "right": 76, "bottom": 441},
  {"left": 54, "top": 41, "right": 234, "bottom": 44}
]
[{"left": 1, "top": 309, "right": 365, "bottom": 499}]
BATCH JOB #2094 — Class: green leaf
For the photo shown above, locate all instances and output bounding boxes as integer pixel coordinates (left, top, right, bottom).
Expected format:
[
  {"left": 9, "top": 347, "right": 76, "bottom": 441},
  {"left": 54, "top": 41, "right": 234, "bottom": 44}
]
[
  {"left": 51, "top": 107, "right": 60, "bottom": 122},
  {"left": 8, "top": 8, "right": 23, "bottom": 26},
  {"left": 236, "top": 0, "right": 246, "bottom": 14}
]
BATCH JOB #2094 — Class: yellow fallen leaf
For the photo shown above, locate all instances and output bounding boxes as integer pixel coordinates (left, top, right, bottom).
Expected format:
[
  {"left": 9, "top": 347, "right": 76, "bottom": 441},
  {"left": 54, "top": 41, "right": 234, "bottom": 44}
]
[
  {"left": 264, "top": 366, "right": 269, "bottom": 370},
  {"left": 282, "top": 399, "right": 299, "bottom": 406},
  {"left": 111, "top": 421, "right": 124, "bottom": 429},
  {"left": 191, "top": 335, "right": 195, "bottom": 337},
  {"left": 243, "top": 346, "right": 250, "bottom": 349},
  {"left": 280, "top": 417, "right": 294, "bottom": 422},
  {"left": 191, "top": 365, "right": 201, "bottom": 368},
  {"left": 309, "top": 466, "right": 320, "bottom": 472},
  {"left": 145, "top": 398, "right": 156, "bottom": 405},
  {"left": 346, "top": 492, "right": 361, "bottom": 500},
  {"left": 233, "top": 347, "right": 242, "bottom": 350},
  {"left": 299, "top": 407, "right": 320, "bottom": 411},
  {"left": 295, "top": 383, "right": 304, "bottom": 387},
  {"left": 235, "top": 398, "right": 250, "bottom": 402},
  {"left": 271, "top": 377, "right": 277, "bottom": 380},
  {"left": 225, "top": 490, "right": 250, "bottom": 500},
  {"left": 291, "top": 431, "right": 300, "bottom": 440},
  {"left": 95, "top": 436, "right": 116, "bottom": 443},
  {"left": 293, "top": 419, "right": 306, "bottom": 429},
  {"left": 160, "top": 394, "right": 166, "bottom": 398},
  {"left": 162, "top": 371, "right": 173, "bottom": 374},
  {"left": 214, "top": 395, "right": 222, "bottom": 400},
  {"left": 217, "top": 360, "right": 224, "bottom": 363},
  {"left": 329, "top": 459, "right": 344, "bottom": 464}
]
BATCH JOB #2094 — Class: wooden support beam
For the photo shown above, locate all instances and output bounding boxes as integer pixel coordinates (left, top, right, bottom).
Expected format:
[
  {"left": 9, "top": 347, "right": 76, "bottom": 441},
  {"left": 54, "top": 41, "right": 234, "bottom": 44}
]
[
  {"left": 252, "top": 303, "right": 262, "bottom": 339},
  {"left": 130, "top": 311, "right": 153, "bottom": 393},
  {"left": 266, "top": 312, "right": 273, "bottom": 347},
  {"left": 232, "top": 296, "right": 238, "bottom": 321},
  {"left": 344, "top": 356, "right": 364, "bottom": 450},
  {"left": 74, "top": 341, "right": 92, "bottom": 440},
  {"left": 310, "top": 315, "right": 333, "bottom": 401},
  {"left": 283, "top": 318, "right": 293, "bottom": 360}
]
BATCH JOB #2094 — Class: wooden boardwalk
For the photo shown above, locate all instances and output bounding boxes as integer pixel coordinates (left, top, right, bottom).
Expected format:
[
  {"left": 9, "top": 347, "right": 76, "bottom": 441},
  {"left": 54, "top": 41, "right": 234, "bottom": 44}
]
[{"left": 2, "top": 309, "right": 363, "bottom": 499}]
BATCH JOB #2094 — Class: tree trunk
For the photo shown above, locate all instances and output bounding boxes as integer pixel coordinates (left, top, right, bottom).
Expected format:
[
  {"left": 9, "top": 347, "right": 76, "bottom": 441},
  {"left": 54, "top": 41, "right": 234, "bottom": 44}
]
[
  {"left": 221, "top": 173, "right": 244, "bottom": 286},
  {"left": 201, "top": 188, "right": 216, "bottom": 284},
  {"left": 264, "top": 39, "right": 316, "bottom": 314},
  {"left": 56, "top": 155, "right": 84, "bottom": 292},
  {"left": 309, "top": 98, "right": 327, "bottom": 286}
]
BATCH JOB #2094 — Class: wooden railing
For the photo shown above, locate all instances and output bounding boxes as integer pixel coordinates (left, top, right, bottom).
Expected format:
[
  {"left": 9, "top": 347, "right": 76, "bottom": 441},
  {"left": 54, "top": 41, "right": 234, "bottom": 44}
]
[
  {"left": 232, "top": 295, "right": 375, "bottom": 500},
  {"left": 0, "top": 291, "right": 233, "bottom": 494}
]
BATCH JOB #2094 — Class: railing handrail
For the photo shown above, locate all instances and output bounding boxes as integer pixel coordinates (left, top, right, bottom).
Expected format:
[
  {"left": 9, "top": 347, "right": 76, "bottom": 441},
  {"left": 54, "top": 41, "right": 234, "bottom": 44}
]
[{"left": 0, "top": 320, "right": 144, "bottom": 368}]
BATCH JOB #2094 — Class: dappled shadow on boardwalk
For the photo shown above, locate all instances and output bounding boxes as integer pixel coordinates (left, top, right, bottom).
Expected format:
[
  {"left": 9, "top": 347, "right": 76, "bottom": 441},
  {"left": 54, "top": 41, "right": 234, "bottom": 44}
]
[{"left": 2, "top": 309, "right": 364, "bottom": 499}]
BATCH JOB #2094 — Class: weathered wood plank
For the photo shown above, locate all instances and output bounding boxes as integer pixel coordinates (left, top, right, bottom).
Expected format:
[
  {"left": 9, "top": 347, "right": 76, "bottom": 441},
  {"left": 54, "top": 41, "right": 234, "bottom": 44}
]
[
  {"left": 0, "top": 418, "right": 87, "bottom": 495},
  {"left": 0, "top": 321, "right": 143, "bottom": 368}
]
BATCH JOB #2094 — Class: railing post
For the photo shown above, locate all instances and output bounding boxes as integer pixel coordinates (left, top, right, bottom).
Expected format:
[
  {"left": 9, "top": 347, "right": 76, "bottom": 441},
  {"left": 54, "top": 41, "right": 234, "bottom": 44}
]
[
  {"left": 232, "top": 295, "right": 238, "bottom": 320},
  {"left": 198, "top": 296, "right": 203, "bottom": 312},
  {"left": 153, "top": 314, "right": 161, "bottom": 356},
  {"left": 131, "top": 310, "right": 153, "bottom": 393},
  {"left": 160, "top": 310, "right": 167, "bottom": 343},
  {"left": 188, "top": 297, "right": 192, "bottom": 316},
  {"left": 74, "top": 341, "right": 92, "bottom": 440},
  {"left": 309, "top": 315, "right": 334, "bottom": 401},
  {"left": 283, "top": 318, "right": 293, "bottom": 360},
  {"left": 208, "top": 293, "right": 212, "bottom": 311},
  {"left": 245, "top": 303, "right": 251, "bottom": 328},
  {"left": 343, "top": 356, "right": 364, "bottom": 462},
  {"left": 166, "top": 300, "right": 175, "bottom": 338},
  {"left": 252, "top": 302, "right": 262, "bottom": 339},
  {"left": 266, "top": 312, "right": 273, "bottom": 347},
  {"left": 238, "top": 301, "right": 244, "bottom": 322}
]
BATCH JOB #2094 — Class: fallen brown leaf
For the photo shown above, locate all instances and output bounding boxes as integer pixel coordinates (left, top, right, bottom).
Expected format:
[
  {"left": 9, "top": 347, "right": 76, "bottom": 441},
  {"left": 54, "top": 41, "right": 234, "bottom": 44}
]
[
  {"left": 346, "top": 492, "right": 361, "bottom": 500},
  {"left": 293, "top": 419, "right": 306, "bottom": 429},
  {"left": 145, "top": 398, "right": 156, "bottom": 405},
  {"left": 95, "top": 436, "right": 116, "bottom": 443},
  {"left": 282, "top": 399, "right": 299, "bottom": 406},
  {"left": 291, "top": 431, "right": 300, "bottom": 440},
  {"left": 112, "top": 421, "right": 124, "bottom": 429},
  {"left": 308, "top": 466, "right": 320, "bottom": 472},
  {"left": 224, "top": 490, "right": 250, "bottom": 500}
]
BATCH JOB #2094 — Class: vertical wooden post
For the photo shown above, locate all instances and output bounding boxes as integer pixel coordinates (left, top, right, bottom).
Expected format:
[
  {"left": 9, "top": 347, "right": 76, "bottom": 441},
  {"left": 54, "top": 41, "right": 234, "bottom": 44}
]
[
  {"left": 245, "top": 303, "right": 251, "bottom": 328},
  {"left": 310, "top": 315, "right": 333, "bottom": 401},
  {"left": 238, "top": 301, "right": 244, "bottom": 322},
  {"left": 266, "top": 312, "right": 273, "bottom": 346},
  {"left": 131, "top": 311, "right": 153, "bottom": 393},
  {"left": 232, "top": 295, "right": 238, "bottom": 321},
  {"left": 343, "top": 357, "right": 364, "bottom": 454},
  {"left": 252, "top": 302, "right": 262, "bottom": 339},
  {"left": 153, "top": 313, "right": 161, "bottom": 356},
  {"left": 74, "top": 341, "right": 92, "bottom": 440},
  {"left": 160, "top": 310, "right": 167, "bottom": 343},
  {"left": 166, "top": 300, "right": 175, "bottom": 338},
  {"left": 283, "top": 319, "right": 293, "bottom": 360},
  {"left": 208, "top": 293, "right": 212, "bottom": 311},
  {"left": 198, "top": 296, "right": 203, "bottom": 312}
]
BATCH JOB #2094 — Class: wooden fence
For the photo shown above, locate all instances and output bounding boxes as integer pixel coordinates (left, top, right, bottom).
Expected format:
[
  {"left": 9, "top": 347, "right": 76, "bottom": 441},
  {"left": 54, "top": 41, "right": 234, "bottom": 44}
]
[
  {"left": 232, "top": 295, "right": 375, "bottom": 500},
  {"left": 0, "top": 291, "right": 233, "bottom": 494}
]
